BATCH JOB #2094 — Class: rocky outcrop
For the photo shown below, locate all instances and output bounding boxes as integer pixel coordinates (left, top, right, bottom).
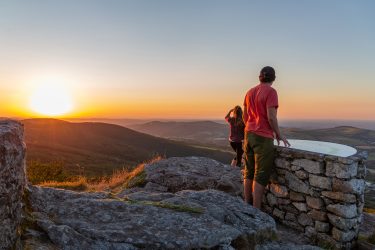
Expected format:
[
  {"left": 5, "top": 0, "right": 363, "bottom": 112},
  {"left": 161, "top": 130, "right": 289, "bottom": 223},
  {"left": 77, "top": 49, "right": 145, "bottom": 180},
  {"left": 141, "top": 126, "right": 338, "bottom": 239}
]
[
  {"left": 0, "top": 120, "right": 26, "bottom": 249},
  {"left": 27, "top": 186, "right": 276, "bottom": 249},
  {"left": 144, "top": 156, "right": 243, "bottom": 195}
]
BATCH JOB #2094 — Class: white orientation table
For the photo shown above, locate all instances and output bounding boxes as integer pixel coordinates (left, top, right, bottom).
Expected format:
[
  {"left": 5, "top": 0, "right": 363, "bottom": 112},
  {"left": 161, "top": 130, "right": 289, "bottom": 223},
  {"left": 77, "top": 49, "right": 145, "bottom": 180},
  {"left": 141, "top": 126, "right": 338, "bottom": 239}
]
[{"left": 275, "top": 139, "right": 357, "bottom": 157}]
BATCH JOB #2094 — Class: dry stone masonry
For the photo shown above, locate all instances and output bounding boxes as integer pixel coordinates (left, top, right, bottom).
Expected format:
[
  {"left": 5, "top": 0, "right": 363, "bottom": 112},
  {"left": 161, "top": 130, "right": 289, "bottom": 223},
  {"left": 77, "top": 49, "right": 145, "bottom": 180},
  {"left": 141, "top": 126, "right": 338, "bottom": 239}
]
[
  {"left": 263, "top": 146, "right": 367, "bottom": 249},
  {"left": 0, "top": 121, "right": 26, "bottom": 249}
]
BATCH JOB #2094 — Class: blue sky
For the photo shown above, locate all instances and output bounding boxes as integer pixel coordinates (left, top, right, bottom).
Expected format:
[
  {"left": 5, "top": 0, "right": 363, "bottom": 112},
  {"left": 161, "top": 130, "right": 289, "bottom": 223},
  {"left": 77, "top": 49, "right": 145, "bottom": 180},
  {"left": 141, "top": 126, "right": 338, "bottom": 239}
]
[{"left": 0, "top": 0, "right": 374, "bottom": 119}]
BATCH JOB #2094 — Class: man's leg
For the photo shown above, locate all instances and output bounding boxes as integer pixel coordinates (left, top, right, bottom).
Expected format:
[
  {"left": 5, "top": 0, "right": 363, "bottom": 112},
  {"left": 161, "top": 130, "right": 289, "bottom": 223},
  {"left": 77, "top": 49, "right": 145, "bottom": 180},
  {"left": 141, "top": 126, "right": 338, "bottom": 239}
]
[
  {"left": 252, "top": 134, "right": 275, "bottom": 209},
  {"left": 252, "top": 181, "right": 265, "bottom": 209},
  {"left": 243, "top": 132, "right": 255, "bottom": 204},
  {"left": 244, "top": 178, "right": 253, "bottom": 204}
]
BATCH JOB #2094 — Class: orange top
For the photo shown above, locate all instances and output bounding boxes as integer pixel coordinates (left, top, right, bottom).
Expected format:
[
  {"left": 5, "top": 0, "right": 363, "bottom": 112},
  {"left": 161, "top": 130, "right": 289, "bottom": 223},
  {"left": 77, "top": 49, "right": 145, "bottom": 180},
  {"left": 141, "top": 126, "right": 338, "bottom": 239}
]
[{"left": 243, "top": 83, "right": 278, "bottom": 139}]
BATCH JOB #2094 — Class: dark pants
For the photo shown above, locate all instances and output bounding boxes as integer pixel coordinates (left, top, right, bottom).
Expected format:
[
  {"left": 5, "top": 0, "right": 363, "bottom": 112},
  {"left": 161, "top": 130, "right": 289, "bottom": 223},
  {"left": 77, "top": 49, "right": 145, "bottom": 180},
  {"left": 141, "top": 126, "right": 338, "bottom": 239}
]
[
  {"left": 230, "top": 141, "right": 244, "bottom": 167},
  {"left": 243, "top": 132, "right": 275, "bottom": 186}
]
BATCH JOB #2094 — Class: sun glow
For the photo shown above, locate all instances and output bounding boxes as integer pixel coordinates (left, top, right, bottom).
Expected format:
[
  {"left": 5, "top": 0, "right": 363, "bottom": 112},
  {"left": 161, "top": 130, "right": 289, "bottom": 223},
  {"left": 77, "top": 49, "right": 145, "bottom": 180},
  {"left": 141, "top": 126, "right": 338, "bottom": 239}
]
[{"left": 29, "top": 82, "right": 73, "bottom": 116}]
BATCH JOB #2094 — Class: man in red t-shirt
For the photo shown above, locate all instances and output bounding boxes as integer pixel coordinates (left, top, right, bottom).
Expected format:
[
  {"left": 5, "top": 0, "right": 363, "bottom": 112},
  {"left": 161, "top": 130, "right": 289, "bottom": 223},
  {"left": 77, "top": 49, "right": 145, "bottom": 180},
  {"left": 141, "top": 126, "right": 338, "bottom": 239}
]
[{"left": 243, "top": 66, "right": 290, "bottom": 209}]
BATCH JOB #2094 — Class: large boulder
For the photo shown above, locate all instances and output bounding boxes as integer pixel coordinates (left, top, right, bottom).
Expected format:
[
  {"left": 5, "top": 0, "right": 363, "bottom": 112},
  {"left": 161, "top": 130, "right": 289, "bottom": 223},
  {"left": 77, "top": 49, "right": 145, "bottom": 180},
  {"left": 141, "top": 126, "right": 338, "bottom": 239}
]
[
  {"left": 27, "top": 185, "right": 276, "bottom": 249},
  {"left": 0, "top": 120, "right": 26, "bottom": 249},
  {"left": 142, "top": 156, "right": 243, "bottom": 195}
]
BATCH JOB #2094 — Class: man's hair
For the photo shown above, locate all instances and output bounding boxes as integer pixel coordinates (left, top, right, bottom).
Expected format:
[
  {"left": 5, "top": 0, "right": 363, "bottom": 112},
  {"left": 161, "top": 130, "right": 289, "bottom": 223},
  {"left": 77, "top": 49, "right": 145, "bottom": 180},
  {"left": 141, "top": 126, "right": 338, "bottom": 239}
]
[{"left": 259, "top": 66, "right": 276, "bottom": 83}]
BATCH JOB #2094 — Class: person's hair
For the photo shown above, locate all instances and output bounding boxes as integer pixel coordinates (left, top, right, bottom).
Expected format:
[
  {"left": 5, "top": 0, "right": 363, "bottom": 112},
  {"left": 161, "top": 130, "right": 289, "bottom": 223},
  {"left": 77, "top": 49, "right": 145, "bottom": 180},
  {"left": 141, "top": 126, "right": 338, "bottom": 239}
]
[
  {"left": 259, "top": 66, "right": 276, "bottom": 83},
  {"left": 233, "top": 106, "right": 244, "bottom": 127}
]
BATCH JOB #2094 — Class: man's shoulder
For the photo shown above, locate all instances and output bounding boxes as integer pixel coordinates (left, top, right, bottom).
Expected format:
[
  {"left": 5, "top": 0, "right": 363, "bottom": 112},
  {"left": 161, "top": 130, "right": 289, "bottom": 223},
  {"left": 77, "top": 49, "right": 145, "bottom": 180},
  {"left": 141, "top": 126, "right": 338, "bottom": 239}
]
[
  {"left": 246, "top": 84, "right": 260, "bottom": 94},
  {"left": 262, "top": 84, "right": 278, "bottom": 94}
]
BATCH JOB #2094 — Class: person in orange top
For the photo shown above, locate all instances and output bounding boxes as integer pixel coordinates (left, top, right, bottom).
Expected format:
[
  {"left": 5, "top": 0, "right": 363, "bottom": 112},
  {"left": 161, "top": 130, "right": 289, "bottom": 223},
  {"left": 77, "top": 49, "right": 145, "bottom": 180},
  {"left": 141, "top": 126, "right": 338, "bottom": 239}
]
[{"left": 243, "top": 66, "right": 290, "bottom": 208}]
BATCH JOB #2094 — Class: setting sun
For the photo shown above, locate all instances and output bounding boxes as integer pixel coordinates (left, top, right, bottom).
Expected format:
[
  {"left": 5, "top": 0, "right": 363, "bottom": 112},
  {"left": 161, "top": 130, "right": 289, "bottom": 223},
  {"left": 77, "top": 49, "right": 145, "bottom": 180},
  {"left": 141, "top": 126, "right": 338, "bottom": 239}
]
[{"left": 29, "top": 83, "right": 73, "bottom": 116}]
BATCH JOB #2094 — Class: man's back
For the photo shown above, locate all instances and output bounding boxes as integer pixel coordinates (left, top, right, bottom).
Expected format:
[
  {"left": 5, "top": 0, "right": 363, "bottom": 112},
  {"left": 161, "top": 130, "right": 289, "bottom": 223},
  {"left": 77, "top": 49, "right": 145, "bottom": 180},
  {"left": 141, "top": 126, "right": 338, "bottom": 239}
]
[{"left": 244, "top": 83, "right": 278, "bottom": 139}]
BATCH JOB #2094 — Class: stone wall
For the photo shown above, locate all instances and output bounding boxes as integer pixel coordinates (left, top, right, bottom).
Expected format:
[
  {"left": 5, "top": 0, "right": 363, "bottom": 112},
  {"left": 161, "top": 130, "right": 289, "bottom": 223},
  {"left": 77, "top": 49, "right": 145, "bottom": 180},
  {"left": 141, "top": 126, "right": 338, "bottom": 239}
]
[
  {"left": 262, "top": 146, "right": 367, "bottom": 249},
  {"left": 0, "top": 121, "right": 26, "bottom": 249}
]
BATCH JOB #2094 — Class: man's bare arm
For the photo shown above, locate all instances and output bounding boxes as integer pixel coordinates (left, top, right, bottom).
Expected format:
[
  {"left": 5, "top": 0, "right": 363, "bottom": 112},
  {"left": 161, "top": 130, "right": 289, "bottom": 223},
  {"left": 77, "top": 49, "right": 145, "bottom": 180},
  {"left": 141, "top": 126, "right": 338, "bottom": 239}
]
[
  {"left": 267, "top": 107, "right": 290, "bottom": 147},
  {"left": 243, "top": 105, "right": 248, "bottom": 123}
]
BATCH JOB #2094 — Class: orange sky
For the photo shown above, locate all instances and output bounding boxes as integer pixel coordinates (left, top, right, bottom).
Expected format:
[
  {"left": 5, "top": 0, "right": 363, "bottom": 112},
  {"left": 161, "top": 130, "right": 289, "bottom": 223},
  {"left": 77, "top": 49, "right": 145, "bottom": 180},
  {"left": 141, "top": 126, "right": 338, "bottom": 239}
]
[{"left": 0, "top": 1, "right": 374, "bottom": 120}]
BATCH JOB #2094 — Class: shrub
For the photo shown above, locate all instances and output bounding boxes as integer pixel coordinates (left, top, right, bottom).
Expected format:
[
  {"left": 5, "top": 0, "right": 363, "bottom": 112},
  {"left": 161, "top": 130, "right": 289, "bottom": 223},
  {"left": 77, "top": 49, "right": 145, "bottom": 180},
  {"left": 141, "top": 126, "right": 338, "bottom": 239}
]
[{"left": 27, "top": 160, "right": 70, "bottom": 184}]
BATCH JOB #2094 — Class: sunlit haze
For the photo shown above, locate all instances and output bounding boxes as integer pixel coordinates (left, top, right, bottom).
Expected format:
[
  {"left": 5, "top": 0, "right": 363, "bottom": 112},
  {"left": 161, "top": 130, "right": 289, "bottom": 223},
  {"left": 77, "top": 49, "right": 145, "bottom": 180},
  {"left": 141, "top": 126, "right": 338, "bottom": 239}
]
[
  {"left": 0, "top": 1, "right": 374, "bottom": 120},
  {"left": 29, "top": 81, "right": 73, "bottom": 116}
]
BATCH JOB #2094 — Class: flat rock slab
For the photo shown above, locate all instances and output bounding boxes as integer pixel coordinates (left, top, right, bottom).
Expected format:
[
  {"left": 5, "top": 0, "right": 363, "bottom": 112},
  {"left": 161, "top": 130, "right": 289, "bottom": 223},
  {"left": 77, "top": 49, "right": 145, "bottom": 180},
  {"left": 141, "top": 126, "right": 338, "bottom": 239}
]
[
  {"left": 143, "top": 156, "right": 243, "bottom": 196},
  {"left": 28, "top": 186, "right": 276, "bottom": 249}
]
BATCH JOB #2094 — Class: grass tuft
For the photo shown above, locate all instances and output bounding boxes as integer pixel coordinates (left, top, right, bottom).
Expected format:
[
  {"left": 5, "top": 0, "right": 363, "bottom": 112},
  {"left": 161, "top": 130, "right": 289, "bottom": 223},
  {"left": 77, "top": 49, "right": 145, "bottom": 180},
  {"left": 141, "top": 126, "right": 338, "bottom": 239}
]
[
  {"left": 38, "top": 155, "right": 163, "bottom": 192},
  {"left": 364, "top": 207, "right": 375, "bottom": 214},
  {"left": 40, "top": 176, "right": 88, "bottom": 191}
]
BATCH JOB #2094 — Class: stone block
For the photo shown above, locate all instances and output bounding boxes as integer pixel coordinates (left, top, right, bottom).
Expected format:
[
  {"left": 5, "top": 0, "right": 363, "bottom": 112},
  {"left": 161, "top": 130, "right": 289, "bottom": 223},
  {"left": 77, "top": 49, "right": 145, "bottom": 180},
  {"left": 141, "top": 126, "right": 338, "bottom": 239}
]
[
  {"left": 277, "top": 176, "right": 286, "bottom": 184},
  {"left": 280, "top": 204, "right": 299, "bottom": 214},
  {"left": 308, "top": 209, "right": 327, "bottom": 222},
  {"left": 294, "top": 170, "right": 309, "bottom": 180},
  {"left": 277, "top": 198, "right": 290, "bottom": 205},
  {"left": 358, "top": 202, "right": 365, "bottom": 214},
  {"left": 295, "top": 170, "right": 309, "bottom": 180},
  {"left": 292, "top": 202, "right": 307, "bottom": 212},
  {"left": 289, "top": 191, "right": 305, "bottom": 201},
  {"left": 327, "top": 204, "right": 357, "bottom": 219},
  {"left": 266, "top": 193, "right": 277, "bottom": 207},
  {"left": 360, "top": 193, "right": 365, "bottom": 203},
  {"left": 332, "top": 227, "right": 356, "bottom": 242},
  {"left": 273, "top": 208, "right": 285, "bottom": 220},
  {"left": 292, "top": 159, "right": 324, "bottom": 174},
  {"left": 315, "top": 221, "right": 330, "bottom": 233},
  {"left": 306, "top": 196, "right": 324, "bottom": 210},
  {"left": 276, "top": 168, "right": 288, "bottom": 175},
  {"left": 298, "top": 213, "right": 313, "bottom": 226},
  {"left": 304, "top": 226, "right": 317, "bottom": 238},
  {"left": 321, "top": 191, "right": 356, "bottom": 203},
  {"left": 275, "top": 158, "right": 290, "bottom": 170},
  {"left": 285, "top": 212, "right": 296, "bottom": 221},
  {"left": 270, "top": 183, "right": 288, "bottom": 198},
  {"left": 309, "top": 175, "right": 331, "bottom": 190},
  {"left": 291, "top": 165, "right": 301, "bottom": 171},
  {"left": 291, "top": 150, "right": 324, "bottom": 161},
  {"left": 337, "top": 157, "right": 355, "bottom": 165},
  {"left": 325, "top": 161, "right": 358, "bottom": 179},
  {"left": 283, "top": 220, "right": 304, "bottom": 232},
  {"left": 262, "top": 204, "right": 273, "bottom": 215},
  {"left": 285, "top": 172, "right": 310, "bottom": 194},
  {"left": 322, "top": 197, "right": 334, "bottom": 206},
  {"left": 332, "top": 178, "right": 365, "bottom": 195},
  {"left": 324, "top": 155, "right": 338, "bottom": 161},
  {"left": 357, "top": 163, "right": 367, "bottom": 178},
  {"left": 327, "top": 213, "right": 357, "bottom": 231}
]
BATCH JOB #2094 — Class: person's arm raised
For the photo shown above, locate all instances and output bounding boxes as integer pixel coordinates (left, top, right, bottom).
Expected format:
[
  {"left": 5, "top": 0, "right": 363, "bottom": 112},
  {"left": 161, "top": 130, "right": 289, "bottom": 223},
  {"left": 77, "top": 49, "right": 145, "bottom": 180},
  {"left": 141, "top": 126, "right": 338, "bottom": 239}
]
[
  {"left": 267, "top": 107, "right": 290, "bottom": 147},
  {"left": 225, "top": 108, "right": 233, "bottom": 122}
]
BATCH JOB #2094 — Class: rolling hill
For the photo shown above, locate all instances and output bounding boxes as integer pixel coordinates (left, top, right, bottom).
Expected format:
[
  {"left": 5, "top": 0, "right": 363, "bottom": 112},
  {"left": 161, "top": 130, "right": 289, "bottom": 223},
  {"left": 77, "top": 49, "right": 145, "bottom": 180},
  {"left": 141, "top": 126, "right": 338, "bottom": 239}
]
[
  {"left": 23, "top": 119, "right": 232, "bottom": 176},
  {"left": 128, "top": 120, "right": 229, "bottom": 146}
]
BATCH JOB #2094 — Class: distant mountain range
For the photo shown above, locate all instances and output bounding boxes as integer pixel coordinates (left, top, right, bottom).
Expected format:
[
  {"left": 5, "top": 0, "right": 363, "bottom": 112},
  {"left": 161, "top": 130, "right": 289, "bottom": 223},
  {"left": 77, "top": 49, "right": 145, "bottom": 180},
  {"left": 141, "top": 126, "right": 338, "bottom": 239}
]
[{"left": 23, "top": 119, "right": 232, "bottom": 176}]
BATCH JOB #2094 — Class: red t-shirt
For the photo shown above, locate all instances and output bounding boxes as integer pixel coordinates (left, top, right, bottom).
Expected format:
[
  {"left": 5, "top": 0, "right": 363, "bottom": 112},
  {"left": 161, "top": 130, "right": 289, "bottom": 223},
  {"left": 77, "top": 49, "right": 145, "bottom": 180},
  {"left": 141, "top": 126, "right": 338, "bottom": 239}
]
[{"left": 243, "top": 83, "right": 278, "bottom": 139}]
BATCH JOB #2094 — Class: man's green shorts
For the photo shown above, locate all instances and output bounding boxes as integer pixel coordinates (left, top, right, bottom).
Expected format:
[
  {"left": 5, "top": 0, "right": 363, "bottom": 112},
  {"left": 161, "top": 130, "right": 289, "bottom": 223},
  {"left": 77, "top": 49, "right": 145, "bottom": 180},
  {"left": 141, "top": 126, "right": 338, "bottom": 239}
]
[{"left": 243, "top": 132, "right": 275, "bottom": 186}]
